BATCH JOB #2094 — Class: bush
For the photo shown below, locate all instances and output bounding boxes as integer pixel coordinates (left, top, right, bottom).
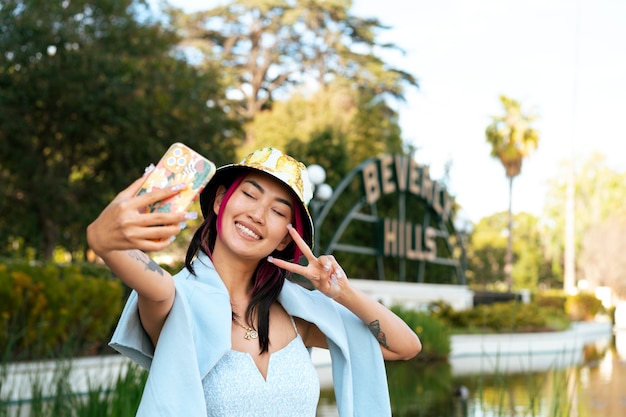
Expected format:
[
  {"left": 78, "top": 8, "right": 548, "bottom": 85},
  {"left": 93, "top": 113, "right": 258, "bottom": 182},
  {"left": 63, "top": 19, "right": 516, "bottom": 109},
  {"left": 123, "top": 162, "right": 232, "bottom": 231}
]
[
  {"left": 0, "top": 260, "right": 125, "bottom": 362},
  {"left": 428, "top": 299, "right": 570, "bottom": 334},
  {"left": 391, "top": 305, "right": 451, "bottom": 361},
  {"left": 534, "top": 290, "right": 567, "bottom": 311},
  {"left": 565, "top": 291, "right": 603, "bottom": 321}
]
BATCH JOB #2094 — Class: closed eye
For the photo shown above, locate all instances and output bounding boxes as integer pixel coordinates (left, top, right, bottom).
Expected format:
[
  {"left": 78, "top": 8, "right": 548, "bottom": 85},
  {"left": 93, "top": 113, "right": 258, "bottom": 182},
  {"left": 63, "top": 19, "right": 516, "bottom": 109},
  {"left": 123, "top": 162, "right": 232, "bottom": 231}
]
[{"left": 272, "top": 208, "right": 287, "bottom": 217}]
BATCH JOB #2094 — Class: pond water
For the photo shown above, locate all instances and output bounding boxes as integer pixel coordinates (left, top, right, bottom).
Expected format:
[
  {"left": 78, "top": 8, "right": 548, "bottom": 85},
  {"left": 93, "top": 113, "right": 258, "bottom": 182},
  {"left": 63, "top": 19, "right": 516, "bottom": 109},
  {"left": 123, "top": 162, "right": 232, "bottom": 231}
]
[
  {"left": 2, "top": 328, "right": 622, "bottom": 417},
  {"left": 316, "top": 330, "right": 626, "bottom": 417}
]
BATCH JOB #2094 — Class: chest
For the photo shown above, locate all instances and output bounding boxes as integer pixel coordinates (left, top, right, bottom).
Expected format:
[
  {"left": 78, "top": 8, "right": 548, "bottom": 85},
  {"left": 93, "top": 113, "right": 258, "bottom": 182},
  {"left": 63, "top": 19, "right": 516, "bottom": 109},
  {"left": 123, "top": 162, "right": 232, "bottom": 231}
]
[{"left": 202, "top": 335, "right": 320, "bottom": 417}]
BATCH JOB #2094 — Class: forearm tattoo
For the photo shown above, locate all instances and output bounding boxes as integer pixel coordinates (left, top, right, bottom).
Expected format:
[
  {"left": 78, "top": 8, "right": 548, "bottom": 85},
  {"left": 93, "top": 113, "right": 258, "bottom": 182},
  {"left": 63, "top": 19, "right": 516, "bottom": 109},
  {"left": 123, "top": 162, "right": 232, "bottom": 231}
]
[
  {"left": 368, "top": 319, "right": 390, "bottom": 349},
  {"left": 128, "top": 250, "right": 164, "bottom": 276}
]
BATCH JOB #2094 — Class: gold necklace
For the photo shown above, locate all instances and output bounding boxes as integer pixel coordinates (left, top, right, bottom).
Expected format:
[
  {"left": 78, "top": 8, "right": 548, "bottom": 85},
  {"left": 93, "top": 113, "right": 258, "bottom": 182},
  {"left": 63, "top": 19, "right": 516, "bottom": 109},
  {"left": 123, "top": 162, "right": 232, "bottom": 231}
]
[{"left": 232, "top": 316, "right": 258, "bottom": 340}]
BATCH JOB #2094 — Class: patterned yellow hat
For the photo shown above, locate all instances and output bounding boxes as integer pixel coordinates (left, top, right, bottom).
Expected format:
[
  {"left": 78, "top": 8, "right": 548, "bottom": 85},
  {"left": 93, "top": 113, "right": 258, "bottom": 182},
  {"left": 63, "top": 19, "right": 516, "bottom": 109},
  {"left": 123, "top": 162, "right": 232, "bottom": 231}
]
[{"left": 200, "top": 148, "right": 314, "bottom": 246}]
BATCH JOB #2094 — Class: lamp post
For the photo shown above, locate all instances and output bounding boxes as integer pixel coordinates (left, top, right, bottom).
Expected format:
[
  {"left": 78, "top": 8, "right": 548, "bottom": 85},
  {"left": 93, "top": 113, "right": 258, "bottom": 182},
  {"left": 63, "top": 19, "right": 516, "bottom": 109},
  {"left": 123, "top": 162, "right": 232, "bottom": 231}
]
[{"left": 307, "top": 164, "right": 333, "bottom": 254}]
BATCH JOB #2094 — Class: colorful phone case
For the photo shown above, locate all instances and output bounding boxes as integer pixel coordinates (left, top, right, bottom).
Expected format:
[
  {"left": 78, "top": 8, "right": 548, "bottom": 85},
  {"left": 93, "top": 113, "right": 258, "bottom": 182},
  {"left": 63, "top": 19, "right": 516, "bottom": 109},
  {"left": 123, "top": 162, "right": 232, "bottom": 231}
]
[{"left": 136, "top": 142, "right": 216, "bottom": 213}]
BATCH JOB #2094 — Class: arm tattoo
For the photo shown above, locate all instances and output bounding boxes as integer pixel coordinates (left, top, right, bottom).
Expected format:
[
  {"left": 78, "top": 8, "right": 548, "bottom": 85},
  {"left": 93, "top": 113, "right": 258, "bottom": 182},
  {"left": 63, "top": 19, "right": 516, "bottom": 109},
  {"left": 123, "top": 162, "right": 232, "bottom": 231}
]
[
  {"left": 128, "top": 250, "right": 164, "bottom": 276},
  {"left": 368, "top": 319, "right": 390, "bottom": 349}
]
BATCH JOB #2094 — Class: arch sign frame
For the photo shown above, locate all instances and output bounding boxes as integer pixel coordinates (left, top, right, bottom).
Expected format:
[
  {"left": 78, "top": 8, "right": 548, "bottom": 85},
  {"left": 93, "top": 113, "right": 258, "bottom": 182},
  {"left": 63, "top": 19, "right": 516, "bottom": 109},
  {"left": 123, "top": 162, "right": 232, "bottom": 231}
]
[{"left": 312, "top": 154, "right": 466, "bottom": 284}]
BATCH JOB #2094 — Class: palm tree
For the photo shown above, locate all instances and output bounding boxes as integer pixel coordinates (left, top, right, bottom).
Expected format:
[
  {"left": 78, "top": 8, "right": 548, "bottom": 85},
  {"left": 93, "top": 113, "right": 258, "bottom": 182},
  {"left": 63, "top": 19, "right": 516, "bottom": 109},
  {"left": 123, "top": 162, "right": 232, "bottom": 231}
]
[{"left": 485, "top": 95, "right": 539, "bottom": 291}]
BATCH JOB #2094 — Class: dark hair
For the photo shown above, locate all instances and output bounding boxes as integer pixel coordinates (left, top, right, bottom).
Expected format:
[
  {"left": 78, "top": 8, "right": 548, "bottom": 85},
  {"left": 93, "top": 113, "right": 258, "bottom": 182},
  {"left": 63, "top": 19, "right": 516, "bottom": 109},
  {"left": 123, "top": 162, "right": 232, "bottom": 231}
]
[{"left": 185, "top": 172, "right": 308, "bottom": 353}]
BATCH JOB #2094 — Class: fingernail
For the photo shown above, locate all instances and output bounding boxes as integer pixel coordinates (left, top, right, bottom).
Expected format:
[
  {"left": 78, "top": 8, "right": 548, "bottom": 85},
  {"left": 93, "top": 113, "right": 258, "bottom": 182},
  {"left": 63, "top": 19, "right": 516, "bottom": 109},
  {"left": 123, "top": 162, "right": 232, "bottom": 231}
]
[
  {"left": 169, "top": 236, "right": 176, "bottom": 243},
  {"left": 287, "top": 224, "right": 293, "bottom": 230},
  {"left": 179, "top": 222, "right": 187, "bottom": 230},
  {"left": 171, "top": 183, "right": 187, "bottom": 191},
  {"left": 184, "top": 211, "right": 198, "bottom": 220},
  {"left": 144, "top": 164, "right": 155, "bottom": 175},
  {"left": 267, "top": 256, "right": 274, "bottom": 263},
  {"left": 324, "top": 262, "right": 331, "bottom": 272},
  {"left": 336, "top": 270, "right": 343, "bottom": 279},
  {"left": 331, "top": 274, "right": 338, "bottom": 286}
]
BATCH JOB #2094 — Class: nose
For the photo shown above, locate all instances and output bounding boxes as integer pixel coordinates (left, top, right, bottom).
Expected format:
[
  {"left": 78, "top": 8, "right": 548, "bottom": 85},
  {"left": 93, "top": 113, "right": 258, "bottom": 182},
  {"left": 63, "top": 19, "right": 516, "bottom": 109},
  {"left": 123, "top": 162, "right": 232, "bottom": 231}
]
[{"left": 248, "top": 203, "right": 266, "bottom": 224}]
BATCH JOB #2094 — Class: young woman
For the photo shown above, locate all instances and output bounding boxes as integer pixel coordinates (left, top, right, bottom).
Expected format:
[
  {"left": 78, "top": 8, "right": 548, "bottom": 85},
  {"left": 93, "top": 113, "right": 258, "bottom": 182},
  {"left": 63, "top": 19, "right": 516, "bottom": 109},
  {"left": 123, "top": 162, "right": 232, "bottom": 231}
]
[{"left": 87, "top": 147, "right": 421, "bottom": 417}]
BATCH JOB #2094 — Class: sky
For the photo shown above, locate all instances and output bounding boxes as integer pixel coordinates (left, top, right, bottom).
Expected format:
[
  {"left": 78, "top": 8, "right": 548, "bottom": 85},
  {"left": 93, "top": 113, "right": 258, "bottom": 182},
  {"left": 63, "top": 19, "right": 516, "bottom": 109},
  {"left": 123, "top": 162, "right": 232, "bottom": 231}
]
[{"left": 159, "top": 0, "right": 626, "bottom": 224}]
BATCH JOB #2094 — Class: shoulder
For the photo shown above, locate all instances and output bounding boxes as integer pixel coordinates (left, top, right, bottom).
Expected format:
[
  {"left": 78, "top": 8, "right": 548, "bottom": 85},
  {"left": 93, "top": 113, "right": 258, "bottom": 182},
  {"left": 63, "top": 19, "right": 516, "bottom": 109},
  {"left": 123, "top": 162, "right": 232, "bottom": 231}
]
[{"left": 282, "top": 279, "right": 326, "bottom": 299}]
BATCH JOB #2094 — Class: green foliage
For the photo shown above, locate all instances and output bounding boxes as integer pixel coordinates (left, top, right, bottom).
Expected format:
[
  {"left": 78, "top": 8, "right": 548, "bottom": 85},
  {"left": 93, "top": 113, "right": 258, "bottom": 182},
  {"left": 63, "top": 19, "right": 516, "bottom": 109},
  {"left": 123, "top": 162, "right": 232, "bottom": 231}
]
[
  {"left": 67, "top": 363, "right": 147, "bottom": 417},
  {"left": 565, "top": 292, "right": 603, "bottom": 321},
  {"left": 391, "top": 305, "right": 451, "bottom": 361},
  {"left": 428, "top": 300, "right": 570, "bottom": 334},
  {"left": 0, "top": 260, "right": 124, "bottom": 362},
  {"left": 531, "top": 289, "right": 601, "bottom": 324},
  {"left": 247, "top": 82, "right": 404, "bottom": 172},
  {"left": 534, "top": 290, "right": 567, "bottom": 311},
  {"left": 466, "top": 212, "right": 558, "bottom": 290},
  {"left": 386, "top": 360, "right": 456, "bottom": 417},
  {"left": 465, "top": 213, "right": 507, "bottom": 287},
  {"left": 169, "top": 0, "right": 418, "bottom": 121},
  {"left": 280, "top": 114, "right": 442, "bottom": 281},
  {"left": 542, "top": 153, "right": 626, "bottom": 295},
  {"left": 0, "top": 0, "right": 241, "bottom": 260},
  {"left": 0, "top": 361, "right": 147, "bottom": 417},
  {"left": 485, "top": 95, "right": 539, "bottom": 179}
]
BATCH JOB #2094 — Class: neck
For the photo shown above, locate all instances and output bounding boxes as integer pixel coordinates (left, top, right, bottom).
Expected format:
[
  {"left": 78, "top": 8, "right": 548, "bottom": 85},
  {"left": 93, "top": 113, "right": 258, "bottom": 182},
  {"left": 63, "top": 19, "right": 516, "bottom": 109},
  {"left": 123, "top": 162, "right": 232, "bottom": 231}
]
[{"left": 210, "top": 243, "right": 258, "bottom": 303}]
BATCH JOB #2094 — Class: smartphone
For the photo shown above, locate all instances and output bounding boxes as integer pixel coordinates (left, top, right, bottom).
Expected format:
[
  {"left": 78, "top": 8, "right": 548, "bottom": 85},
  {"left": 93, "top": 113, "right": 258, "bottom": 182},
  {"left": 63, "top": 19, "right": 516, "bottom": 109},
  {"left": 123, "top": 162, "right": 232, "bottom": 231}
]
[{"left": 136, "top": 142, "right": 216, "bottom": 214}]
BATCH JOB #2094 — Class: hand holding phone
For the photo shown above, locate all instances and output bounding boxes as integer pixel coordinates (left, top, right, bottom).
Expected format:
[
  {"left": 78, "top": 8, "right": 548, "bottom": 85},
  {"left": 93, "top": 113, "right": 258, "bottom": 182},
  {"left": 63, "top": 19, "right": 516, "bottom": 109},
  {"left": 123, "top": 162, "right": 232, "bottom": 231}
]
[{"left": 136, "top": 143, "right": 216, "bottom": 214}]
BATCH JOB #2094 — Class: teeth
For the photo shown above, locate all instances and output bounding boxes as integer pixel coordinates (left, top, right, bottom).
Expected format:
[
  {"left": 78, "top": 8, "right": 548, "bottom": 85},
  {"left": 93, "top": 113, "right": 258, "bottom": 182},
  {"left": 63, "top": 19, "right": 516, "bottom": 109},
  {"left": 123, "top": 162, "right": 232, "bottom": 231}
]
[{"left": 236, "top": 223, "right": 260, "bottom": 240}]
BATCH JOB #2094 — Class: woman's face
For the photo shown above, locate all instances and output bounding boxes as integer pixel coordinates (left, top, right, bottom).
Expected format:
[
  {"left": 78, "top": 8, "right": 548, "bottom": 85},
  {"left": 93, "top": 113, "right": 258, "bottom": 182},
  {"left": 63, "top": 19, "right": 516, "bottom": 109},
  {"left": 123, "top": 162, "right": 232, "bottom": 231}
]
[{"left": 213, "top": 172, "right": 294, "bottom": 260}]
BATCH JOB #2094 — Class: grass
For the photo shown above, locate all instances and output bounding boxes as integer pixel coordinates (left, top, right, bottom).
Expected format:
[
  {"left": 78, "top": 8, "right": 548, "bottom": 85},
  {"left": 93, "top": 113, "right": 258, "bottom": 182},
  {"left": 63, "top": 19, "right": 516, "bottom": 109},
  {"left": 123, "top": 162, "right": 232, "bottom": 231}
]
[
  {"left": 0, "top": 359, "right": 146, "bottom": 417},
  {"left": 0, "top": 353, "right": 588, "bottom": 417}
]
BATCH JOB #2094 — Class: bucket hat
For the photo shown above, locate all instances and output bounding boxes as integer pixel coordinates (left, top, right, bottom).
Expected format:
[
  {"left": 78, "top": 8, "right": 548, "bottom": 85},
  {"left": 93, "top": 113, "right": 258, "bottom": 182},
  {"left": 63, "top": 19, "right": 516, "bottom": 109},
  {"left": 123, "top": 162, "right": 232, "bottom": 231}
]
[{"left": 199, "top": 148, "right": 314, "bottom": 247}]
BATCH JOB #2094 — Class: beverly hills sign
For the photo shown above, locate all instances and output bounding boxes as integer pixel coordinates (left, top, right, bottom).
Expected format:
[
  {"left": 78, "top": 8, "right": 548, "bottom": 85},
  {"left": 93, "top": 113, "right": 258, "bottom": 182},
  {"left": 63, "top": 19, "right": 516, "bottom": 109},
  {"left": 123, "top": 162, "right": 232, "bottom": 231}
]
[{"left": 313, "top": 154, "right": 464, "bottom": 284}]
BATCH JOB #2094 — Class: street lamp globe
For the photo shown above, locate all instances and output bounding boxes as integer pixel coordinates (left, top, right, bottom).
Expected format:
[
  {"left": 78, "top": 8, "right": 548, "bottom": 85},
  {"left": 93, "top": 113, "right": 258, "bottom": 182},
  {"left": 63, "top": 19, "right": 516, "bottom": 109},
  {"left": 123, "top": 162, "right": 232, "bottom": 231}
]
[
  {"left": 307, "top": 164, "right": 326, "bottom": 186},
  {"left": 315, "top": 183, "right": 333, "bottom": 202}
]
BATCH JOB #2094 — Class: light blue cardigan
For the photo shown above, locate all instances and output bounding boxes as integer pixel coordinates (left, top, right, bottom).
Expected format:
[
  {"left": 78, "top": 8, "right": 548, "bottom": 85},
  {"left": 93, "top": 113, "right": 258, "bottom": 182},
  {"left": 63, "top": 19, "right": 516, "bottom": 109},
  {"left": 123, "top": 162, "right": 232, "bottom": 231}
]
[{"left": 109, "top": 253, "right": 391, "bottom": 417}]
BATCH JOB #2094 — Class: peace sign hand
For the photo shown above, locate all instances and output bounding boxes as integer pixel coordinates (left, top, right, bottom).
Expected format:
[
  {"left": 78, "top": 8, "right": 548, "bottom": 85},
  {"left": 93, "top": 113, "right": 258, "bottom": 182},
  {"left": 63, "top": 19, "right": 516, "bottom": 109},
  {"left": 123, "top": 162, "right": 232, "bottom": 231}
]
[{"left": 268, "top": 224, "right": 347, "bottom": 299}]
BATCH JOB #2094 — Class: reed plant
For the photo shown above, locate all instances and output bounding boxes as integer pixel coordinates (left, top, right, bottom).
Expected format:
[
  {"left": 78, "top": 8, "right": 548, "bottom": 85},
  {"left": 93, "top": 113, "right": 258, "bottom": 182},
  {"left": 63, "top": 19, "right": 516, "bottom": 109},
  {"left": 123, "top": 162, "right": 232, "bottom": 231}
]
[
  {"left": 455, "top": 349, "right": 583, "bottom": 417},
  {"left": 0, "top": 359, "right": 146, "bottom": 417},
  {"left": 0, "top": 348, "right": 593, "bottom": 417}
]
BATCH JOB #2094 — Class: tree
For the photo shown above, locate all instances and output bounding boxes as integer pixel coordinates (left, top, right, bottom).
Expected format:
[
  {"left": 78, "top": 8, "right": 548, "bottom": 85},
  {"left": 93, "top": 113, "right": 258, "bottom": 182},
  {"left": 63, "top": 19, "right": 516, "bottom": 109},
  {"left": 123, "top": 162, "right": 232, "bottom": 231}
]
[
  {"left": 466, "top": 213, "right": 507, "bottom": 289},
  {"left": 466, "top": 212, "right": 555, "bottom": 291},
  {"left": 0, "top": 0, "right": 241, "bottom": 260},
  {"left": 579, "top": 213, "right": 626, "bottom": 297},
  {"left": 167, "top": 0, "right": 418, "bottom": 145},
  {"left": 243, "top": 81, "right": 404, "bottom": 163},
  {"left": 485, "top": 95, "right": 539, "bottom": 291},
  {"left": 543, "top": 153, "right": 626, "bottom": 295}
]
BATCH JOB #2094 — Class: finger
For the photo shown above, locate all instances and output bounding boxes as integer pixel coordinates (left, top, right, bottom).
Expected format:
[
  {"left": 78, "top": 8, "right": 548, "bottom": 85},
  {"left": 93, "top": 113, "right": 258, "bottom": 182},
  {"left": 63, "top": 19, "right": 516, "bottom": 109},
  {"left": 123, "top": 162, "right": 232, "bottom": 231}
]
[
  {"left": 114, "top": 163, "right": 156, "bottom": 199},
  {"left": 114, "top": 176, "right": 151, "bottom": 202},
  {"left": 267, "top": 256, "right": 310, "bottom": 276},
  {"left": 319, "top": 255, "right": 345, "bottom": 284},
  {"left": 133, "top": 210, "right": 195, "bottom": 228},
  {"left": 138, "top": 182, "right": 188, "bottom": 206},
  {"left": 320, "top": 255, "right": 333, "bottom": 272},
  {"left": 143, "top": 226, "right": 182, "bottom": 244},
  {"left": 135, "top": 237, "right": 177, "bottom": 253},
  {"left": 286, "top": 224, "right": 316, "bottom": 262},
  {"left": 121, "top": 223, "right": 183, "bottom": 250},
  {"left": 122, "top": 182, "right": 189, "bottom": 213}
]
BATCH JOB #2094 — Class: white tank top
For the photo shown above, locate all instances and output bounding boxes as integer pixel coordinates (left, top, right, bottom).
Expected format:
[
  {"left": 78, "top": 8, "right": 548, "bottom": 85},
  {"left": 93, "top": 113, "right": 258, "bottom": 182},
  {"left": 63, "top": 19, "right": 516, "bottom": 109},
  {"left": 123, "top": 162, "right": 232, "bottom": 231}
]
[{"left": 202, "top": 317, "right": 320, "bottom": 417}]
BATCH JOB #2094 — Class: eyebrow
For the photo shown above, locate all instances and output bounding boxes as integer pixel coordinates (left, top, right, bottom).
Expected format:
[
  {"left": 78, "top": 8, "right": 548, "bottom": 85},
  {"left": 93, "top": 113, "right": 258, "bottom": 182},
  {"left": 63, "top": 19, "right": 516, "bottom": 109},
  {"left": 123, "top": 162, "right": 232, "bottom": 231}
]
[{"left": 244, "top": 179, "right": 293, "bottom": 209}]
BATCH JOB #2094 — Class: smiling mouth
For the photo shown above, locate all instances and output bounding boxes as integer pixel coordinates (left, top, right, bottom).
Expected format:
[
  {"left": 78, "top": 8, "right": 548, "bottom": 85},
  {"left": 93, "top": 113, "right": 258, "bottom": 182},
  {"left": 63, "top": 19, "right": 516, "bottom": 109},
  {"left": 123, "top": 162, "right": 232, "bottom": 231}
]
[{"left": 236, "top": 222, "right": 261, "bottom": 240}]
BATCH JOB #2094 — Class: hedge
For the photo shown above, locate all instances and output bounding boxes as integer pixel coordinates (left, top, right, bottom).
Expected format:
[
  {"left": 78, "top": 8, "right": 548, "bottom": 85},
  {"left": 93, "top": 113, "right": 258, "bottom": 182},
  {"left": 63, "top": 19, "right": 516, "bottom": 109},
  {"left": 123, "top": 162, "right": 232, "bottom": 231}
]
[{"left": 1, "top": 260, "right": 125, "bottom": 362}]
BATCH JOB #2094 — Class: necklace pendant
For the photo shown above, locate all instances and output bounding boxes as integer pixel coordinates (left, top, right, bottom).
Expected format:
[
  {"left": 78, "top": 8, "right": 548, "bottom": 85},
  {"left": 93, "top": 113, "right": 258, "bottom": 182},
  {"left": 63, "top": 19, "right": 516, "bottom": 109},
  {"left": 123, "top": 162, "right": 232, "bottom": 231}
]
[{"left": 245, "top": 329, "right": 259, "bottom": 340}]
